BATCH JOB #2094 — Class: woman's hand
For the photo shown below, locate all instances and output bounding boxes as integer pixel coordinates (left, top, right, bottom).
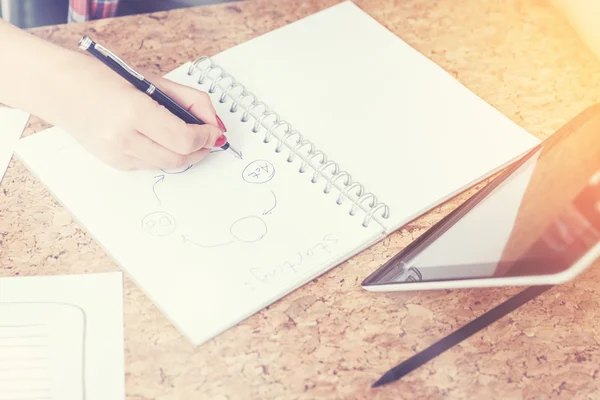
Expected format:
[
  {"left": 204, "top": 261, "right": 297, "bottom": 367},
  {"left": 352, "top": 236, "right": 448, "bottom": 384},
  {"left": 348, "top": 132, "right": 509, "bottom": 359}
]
[
  {"left": 55, "top": 55, "right": 227, "bottom": 171},
  {"left": 0, "top": 20, "right": 226, "bottom": 171}
]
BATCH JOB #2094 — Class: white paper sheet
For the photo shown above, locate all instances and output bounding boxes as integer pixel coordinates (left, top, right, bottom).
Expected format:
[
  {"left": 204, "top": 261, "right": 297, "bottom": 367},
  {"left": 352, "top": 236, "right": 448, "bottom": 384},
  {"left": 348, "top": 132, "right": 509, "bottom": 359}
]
[
  {"left": 199, "top": 1, "right": 541, "bottom": 233},
  {"left": 0, "top": 272, "right": 125, "bottom": 400},
  {"left": 0, "top": 107, "right": 29, "bottom": 182}
]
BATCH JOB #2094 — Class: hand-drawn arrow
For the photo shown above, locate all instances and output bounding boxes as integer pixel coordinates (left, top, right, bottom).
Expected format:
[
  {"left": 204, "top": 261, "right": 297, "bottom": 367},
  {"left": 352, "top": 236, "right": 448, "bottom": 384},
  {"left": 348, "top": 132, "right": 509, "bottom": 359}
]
[
  {"left": 209, "top": 148, "right": 243, "bottom": 160},
  {"left": 262, "top": 189, "right": 277, "bottom": 215},
  {"left": 182, "top": 235, "right": 233, "bottom": 248},
  {"left": 153, "top": 175, "right": 165, "bottom": 206}
]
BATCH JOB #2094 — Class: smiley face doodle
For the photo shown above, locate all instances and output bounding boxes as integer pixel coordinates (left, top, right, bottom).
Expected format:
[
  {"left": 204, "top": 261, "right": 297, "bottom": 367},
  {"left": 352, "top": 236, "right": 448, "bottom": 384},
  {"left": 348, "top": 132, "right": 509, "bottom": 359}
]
[{"left": 141, "top": 211, "right": 176, "bottom": 236}]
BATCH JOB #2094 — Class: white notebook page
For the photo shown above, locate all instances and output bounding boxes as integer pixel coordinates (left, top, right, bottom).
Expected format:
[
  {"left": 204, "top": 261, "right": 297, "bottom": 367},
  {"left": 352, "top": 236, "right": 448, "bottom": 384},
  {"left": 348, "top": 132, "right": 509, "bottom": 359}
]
[
  {"left": 199, "top": 1, "right": 541, "bottom": 233},
  {"left": 0, "top": 107, "right": 29, "bottom": 183},
  {"left": 0, "top": 304, "right": 84, "bottom": 400},
  {"left": 15, "top": 118, "right": 382, "bottom": 345},
  {"left": 0, "top": 272, "right": 124, "bottom": 400}
]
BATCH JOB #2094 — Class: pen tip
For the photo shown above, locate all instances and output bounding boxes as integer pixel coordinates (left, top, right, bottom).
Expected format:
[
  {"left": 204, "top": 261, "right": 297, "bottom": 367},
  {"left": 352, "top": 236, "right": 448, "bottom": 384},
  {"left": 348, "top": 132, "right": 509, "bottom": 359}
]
[
  {"left": 228, "top": 145, "right": 243, "bottom": 160},
  {"left": 371, "top": 380, "right": 384, "bottom": 388},
  {"left": 371, "top": 372, "right": 395, "bottom": 388}
]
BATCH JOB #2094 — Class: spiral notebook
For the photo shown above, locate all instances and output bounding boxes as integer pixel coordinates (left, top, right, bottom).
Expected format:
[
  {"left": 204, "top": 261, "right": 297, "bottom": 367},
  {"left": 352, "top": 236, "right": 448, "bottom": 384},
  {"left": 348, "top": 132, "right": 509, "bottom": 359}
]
[{"left": 14, "top": 1, "right": 540, "bottom": 345}]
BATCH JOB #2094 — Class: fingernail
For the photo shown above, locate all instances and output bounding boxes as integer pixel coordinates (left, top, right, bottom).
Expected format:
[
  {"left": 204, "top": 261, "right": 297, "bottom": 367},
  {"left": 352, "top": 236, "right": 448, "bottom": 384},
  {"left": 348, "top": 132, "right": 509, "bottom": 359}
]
[
  {"left": 215, "top": 134, "right": 228, "bottom": 147},
  {"left": 216, "top": 115, "right": 227, "bottom": 132}
]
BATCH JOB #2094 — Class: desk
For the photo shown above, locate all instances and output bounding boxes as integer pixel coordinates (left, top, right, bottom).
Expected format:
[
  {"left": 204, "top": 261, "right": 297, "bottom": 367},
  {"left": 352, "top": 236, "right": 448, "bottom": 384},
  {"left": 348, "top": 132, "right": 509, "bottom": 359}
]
[{"left": 2, "top": 0, "right": 600, "bottom": 398}]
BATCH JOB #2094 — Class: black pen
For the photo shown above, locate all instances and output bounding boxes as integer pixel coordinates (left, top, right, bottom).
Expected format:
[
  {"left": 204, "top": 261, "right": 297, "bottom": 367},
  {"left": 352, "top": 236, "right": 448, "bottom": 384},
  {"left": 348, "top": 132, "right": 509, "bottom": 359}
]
[{"left": 77, "top": 36, "right": 242, "bottom": 159}]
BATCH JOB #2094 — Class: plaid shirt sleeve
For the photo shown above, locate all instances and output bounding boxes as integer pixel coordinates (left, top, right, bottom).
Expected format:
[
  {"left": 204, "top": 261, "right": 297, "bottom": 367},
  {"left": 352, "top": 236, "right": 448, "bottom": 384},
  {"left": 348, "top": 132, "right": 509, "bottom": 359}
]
[{"left": 69, "top": 0, "right": 120, "bottom": 23}]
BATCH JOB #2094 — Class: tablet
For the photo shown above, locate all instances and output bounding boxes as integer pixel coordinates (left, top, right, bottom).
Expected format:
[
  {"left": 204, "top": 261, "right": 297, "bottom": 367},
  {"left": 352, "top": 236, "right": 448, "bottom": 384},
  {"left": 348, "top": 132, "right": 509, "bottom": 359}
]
[{"left": 362, "top": 105, "right": 600, "bottom": 291}]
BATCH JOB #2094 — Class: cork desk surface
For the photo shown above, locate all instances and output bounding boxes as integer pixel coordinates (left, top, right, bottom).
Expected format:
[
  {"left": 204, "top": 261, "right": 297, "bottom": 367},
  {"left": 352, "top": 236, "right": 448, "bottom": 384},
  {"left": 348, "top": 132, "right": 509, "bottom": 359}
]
[{"left": 2, "top": 0, "right": 600, "bottom": 399}]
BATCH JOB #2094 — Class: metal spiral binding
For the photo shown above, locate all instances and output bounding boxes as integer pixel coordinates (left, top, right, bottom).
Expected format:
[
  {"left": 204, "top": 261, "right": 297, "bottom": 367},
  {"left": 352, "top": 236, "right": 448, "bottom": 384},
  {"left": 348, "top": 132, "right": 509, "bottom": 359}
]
[{"left": 187, "top": 56, "right": 390, "bottom": 228}]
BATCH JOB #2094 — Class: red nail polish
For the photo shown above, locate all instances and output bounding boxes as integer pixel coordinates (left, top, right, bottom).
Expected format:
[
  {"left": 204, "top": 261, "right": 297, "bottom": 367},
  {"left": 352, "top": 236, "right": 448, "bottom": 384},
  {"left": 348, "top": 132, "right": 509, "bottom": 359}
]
[
  {"left": 215, "top": 134, "right": 227, "bottom": 147},
  {"left": 216, "top": 115, "right": 227, "bottom": 132}
]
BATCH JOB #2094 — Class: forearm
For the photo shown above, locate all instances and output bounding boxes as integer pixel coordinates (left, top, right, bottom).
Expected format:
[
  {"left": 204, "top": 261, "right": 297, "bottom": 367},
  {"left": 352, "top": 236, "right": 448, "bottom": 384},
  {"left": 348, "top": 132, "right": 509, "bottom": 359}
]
[
  {"left": 0, "top": 19, "right": 224, "bottom": 172},
  {"left": 0, "top": 20, "right": 94, "bottom": 126}
]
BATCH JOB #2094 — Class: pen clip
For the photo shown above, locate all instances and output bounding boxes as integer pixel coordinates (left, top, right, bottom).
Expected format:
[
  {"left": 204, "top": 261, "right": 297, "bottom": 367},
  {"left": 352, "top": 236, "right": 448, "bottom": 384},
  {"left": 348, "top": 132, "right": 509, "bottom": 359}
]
[{"left": 79, "top": 36, "right": 145, "bottom": 81}]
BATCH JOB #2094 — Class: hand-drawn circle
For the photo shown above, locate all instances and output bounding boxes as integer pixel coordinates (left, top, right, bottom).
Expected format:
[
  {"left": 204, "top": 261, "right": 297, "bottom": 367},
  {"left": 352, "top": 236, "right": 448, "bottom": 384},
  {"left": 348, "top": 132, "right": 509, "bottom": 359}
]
[
  {"left": 242, "top": 160, "right": 275, "bottom": 184},
  {"left": 161, "top": 165, "right": 193, "bottom": 174},
  {"left": 230, "top": 216, "right": 268, "bottom": 243},
  {"left": 142, "top": 211, "right": 176, "bottom": 236}
]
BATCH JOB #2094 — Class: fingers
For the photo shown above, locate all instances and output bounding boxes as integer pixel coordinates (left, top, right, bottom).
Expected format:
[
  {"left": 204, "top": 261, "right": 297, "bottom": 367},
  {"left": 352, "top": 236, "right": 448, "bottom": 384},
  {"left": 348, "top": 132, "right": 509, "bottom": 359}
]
[
  {"left": 133, "top": 91, "right": 224, "bottom": 156},
  {"left": 106, "top": 154, "right": 151, "bottom": 171},
  {"left": 152, "top": 74, "right": 227, "bottom": 132},
  {"left": 124, "top": 130, "right": 211, "bottom": 170},
  {"left": 103, "top": 71, "right": 228, "bottom": 170},
  {"left": 117, "top": 157, "right": 151, "bottom": 171}
]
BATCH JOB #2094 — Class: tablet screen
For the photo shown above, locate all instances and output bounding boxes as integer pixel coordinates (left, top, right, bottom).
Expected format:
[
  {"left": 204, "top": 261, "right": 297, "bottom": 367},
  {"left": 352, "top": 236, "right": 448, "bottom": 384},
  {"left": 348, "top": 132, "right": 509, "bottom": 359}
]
[{"left": 365, "top": 116, "right": 600, "bottom": 285}]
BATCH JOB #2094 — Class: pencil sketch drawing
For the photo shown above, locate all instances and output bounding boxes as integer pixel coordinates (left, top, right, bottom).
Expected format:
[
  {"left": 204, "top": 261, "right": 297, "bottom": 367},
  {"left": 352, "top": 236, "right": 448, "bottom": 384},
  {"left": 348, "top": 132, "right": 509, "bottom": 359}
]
[
  {"left": 262, "top": 189, "right": 277, "bottom": 215},
  {"left": 144, "top": 158, "right": 278, "bottom": 248},
  {"left": 230, "top": 216, "right": 268, "bottom": 242},
  {"left": 242, "top": 160, "right": 275, "bottom": 184},
  {"left": 160, "top": 165, "right": 193, "bottom": 175},
  {"left": 182, "top": 215, "right": 268, "bottom": 248},
  {"left": 152, "top": 175, "right": 166, "bottom": 206},
  {"left": 141, "top": 211, "right": 177, "bottom": 236}
]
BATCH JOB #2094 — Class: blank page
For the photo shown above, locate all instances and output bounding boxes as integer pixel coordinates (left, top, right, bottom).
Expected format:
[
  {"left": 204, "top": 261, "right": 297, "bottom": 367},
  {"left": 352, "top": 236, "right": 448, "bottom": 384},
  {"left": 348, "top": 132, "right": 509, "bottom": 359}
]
[
  {"left": 0, "top": 272, "right": 125, "bottom": 400},
  {"left": 200, "top": 1, "right": 541, "bottom": 233},
  {"left": 0, "top": 303, "right": 84, "bottom": 400}
]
